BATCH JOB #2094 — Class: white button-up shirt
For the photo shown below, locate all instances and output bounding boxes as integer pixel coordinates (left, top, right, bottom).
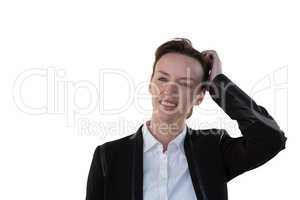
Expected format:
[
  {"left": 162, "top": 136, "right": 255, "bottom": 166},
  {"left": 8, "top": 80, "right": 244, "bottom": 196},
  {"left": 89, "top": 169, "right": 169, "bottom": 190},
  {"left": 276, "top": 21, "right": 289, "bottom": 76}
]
[{"left": 142, "top": 120, "right": 197, "bottom": 200}]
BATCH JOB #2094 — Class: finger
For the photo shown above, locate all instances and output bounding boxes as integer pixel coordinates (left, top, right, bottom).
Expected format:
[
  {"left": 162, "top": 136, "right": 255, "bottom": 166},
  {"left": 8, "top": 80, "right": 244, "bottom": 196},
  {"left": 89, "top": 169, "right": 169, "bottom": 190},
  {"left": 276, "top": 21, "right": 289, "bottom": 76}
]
[
  {"left": 201, "top": 52, "right": 210, "bottom": 59},
  {"left": 203, "top": 50, "right": 217, "bottom": 58},
  {"left": 204, "top": 53, "right": 214, "bottom": 62}
]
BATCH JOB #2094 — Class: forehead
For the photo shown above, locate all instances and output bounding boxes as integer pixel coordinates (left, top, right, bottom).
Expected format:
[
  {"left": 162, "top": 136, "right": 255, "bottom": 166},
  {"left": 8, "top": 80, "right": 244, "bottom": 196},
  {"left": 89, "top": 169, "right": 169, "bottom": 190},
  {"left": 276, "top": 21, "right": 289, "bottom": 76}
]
[{"left": 155, "top": 52, "right": 203, "bottom": 80}]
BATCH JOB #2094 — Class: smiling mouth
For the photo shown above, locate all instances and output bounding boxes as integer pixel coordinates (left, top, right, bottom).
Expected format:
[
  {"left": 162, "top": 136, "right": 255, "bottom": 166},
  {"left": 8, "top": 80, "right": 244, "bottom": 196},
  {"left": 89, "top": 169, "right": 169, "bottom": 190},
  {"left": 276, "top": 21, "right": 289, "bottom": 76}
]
[{"left": 159, "top": 99, "right": 178, "bottom": 111}]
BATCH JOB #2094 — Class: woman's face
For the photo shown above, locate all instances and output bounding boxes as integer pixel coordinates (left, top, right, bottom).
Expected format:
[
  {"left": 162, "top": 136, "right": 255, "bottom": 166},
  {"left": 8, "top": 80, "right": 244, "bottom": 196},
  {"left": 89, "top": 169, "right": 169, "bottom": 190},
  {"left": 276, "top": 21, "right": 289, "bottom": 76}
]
[{"left": 149, "top": 52, "right": 206, "bottom": 123}]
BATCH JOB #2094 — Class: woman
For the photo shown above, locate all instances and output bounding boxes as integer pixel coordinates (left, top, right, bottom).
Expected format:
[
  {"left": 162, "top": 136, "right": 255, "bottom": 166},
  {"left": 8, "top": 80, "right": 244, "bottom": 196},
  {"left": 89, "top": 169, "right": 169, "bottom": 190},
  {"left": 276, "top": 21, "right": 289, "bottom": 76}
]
[{"left": 86, "top": 38, "right": 287, "bottom": 200}]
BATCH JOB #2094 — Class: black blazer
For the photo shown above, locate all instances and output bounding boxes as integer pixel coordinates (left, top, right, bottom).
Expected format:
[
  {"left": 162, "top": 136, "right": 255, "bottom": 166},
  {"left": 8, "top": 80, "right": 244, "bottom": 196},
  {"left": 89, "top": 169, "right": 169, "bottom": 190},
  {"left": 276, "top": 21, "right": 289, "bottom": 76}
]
[{"left": 86, "top": 74, "right": 287, "bottom": 200}]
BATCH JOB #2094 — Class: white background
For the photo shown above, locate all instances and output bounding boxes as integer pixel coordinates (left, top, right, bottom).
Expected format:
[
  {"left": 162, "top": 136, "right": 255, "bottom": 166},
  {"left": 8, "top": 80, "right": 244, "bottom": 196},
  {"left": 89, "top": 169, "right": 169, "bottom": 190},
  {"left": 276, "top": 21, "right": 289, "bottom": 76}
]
[{"left": 0, "top": 0, "right": 298, "bottom": 199}]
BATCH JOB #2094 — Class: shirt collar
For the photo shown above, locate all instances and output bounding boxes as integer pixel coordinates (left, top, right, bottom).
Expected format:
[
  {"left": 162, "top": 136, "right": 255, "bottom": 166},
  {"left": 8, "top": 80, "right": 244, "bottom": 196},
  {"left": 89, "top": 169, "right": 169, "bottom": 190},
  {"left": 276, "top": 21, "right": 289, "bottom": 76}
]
[{"left": 142, "top": 120, "right": 187, "bottom": 153}]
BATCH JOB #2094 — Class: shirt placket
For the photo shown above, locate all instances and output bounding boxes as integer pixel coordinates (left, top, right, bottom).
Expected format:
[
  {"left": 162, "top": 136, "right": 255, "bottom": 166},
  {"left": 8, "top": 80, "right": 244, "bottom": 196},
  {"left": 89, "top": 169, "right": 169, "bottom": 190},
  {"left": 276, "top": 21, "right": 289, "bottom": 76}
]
[{"left": 158, "top": 145, "right": 168, "bottom": 200}]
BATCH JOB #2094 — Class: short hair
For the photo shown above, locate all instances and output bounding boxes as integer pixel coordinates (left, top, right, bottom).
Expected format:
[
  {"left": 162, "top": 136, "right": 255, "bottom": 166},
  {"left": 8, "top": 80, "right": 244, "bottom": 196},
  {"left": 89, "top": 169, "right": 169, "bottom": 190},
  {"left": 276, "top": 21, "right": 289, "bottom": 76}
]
[
  {"left": 151, "top": 38, "right": 210, "bottom": 119},
  {"left": 151, "top": 37, "right": 210, "bottom": 86}
]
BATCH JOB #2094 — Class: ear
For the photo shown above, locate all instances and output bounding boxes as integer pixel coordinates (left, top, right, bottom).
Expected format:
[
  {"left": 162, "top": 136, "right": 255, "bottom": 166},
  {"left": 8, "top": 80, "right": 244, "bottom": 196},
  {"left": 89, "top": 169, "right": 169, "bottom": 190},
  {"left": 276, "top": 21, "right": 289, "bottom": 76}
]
[{"left": 194, "top": 89, "right": 206, "bottom": 106}]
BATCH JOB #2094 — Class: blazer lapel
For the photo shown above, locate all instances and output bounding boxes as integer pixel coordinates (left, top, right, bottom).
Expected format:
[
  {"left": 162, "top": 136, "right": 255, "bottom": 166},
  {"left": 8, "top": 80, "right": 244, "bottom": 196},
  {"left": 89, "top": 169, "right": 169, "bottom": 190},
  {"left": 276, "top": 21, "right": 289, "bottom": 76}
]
[{"left": 184, "top": 126, "right": 208, "bottom": 200}]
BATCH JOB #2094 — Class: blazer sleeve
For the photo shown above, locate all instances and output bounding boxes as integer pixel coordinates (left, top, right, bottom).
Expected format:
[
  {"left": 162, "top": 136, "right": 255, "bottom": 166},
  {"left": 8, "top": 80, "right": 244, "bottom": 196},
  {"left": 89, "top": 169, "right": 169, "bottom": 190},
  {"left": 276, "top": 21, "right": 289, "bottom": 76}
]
[
  {"left": 86, "top": 145, "right": 107, "bottom": 200},
  {"left": 208, "top": 73, "right": 287, "bottom": 182}
]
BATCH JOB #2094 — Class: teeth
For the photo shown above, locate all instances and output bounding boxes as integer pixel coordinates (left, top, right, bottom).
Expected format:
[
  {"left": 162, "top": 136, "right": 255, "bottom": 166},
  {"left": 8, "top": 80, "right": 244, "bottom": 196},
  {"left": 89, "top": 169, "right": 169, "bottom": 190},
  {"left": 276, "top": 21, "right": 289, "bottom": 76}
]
[{"left": 161, "top": 100, "right": 177, "bottom": 107}]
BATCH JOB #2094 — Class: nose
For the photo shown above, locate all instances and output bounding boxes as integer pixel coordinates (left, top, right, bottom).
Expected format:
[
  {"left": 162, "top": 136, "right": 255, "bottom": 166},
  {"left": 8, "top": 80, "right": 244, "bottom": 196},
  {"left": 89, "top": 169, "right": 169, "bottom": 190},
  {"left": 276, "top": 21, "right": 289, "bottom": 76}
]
[{"left": 162, "top": 81, "right": 178, "bottom": 95}]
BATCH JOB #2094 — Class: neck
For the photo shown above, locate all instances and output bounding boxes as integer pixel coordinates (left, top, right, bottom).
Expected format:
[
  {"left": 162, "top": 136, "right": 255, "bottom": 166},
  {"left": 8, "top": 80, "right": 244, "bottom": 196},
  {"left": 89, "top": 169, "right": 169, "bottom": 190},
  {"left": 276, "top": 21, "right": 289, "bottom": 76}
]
[{"left": 147, "top": 117, "right": 185, "bottom": 152}]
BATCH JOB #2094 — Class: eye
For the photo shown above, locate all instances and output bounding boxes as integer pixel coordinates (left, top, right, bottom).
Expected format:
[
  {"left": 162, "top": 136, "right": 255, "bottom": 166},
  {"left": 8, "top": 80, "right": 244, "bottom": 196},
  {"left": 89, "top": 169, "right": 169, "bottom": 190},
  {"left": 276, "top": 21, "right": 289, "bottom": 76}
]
[
  {"left": 158, "top": 77, "right": 168, "bottom": 82},
  {"left": 180, "top": 82, "right": 193, "bottom": 88}
]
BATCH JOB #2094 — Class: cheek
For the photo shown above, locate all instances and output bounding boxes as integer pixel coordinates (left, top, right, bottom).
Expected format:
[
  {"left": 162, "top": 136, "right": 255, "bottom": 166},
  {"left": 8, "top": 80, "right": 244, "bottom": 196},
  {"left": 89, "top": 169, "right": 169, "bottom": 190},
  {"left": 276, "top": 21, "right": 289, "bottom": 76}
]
[
  {"left": 150, "top": 83, "right": 169, "bottom": 98},
  {"left": 176, "top": 92, "right": 194, "bottom": 110},
  {"left": 150, "top": 86, "right": 164, "bottom": 104},
  {"left": 149, "top": 81, "right": 160, "bottom": 95},
  {"left": 178, "top": 90, "right": 193, "bottom": 101}
]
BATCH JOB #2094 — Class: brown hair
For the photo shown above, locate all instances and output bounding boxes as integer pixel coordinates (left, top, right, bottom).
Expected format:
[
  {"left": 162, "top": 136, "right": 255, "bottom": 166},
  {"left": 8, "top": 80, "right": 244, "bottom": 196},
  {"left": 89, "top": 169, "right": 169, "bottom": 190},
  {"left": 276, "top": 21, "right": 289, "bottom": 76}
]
[
  {"left": 151, "top": 37, "right": 210, "bottom": 85},
  {"left": 151, "top": 38, "right": 210, "bottom": 119}
]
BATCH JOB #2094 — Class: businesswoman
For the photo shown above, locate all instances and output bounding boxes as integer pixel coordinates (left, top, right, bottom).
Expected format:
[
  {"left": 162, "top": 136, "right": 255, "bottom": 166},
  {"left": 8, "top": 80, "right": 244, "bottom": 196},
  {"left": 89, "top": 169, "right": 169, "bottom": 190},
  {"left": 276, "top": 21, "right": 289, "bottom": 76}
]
[{"left": 86, "top": 38, "right": 287, "bottom": 200}]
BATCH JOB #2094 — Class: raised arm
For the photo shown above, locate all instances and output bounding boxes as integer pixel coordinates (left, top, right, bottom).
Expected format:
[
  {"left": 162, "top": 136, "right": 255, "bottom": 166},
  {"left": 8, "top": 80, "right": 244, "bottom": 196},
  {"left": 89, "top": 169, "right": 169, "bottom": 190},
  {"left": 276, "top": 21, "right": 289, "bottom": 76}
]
[
  {"left": 209, "top": 73, "right": 287, "bottom": 181},
  {"left": 201, "top": 50, "right": 287, "bottom": 182}
]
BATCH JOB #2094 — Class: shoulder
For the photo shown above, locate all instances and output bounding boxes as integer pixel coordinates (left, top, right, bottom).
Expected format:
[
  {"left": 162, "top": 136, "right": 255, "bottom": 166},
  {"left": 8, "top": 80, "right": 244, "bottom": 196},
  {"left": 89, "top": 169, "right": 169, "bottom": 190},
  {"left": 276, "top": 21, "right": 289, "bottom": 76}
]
[{"left": 94, "top": 132, "right": 138, "bottom": 157}]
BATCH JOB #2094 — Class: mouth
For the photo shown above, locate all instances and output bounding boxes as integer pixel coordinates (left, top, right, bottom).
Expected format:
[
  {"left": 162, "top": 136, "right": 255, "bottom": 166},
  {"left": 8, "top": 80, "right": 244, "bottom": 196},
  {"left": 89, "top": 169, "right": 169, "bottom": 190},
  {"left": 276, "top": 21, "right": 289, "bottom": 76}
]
[{"left": 159, "top": 99, "right": 178, "bottom": 111}]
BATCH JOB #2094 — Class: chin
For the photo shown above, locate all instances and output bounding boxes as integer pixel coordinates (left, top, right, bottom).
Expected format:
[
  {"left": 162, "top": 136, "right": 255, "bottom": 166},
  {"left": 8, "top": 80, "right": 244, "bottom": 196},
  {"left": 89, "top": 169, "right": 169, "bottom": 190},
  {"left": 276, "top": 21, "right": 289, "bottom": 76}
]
[{"left": 158, "top": 110, "right": 184, "bottom": 123}]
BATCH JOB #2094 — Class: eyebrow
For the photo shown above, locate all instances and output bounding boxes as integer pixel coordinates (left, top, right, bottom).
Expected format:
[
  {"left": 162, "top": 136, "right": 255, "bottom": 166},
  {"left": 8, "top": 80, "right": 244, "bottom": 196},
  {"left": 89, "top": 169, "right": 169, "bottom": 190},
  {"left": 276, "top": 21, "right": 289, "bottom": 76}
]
[{"left": 158, "top": 70, "right": 197, "bottom": 82}]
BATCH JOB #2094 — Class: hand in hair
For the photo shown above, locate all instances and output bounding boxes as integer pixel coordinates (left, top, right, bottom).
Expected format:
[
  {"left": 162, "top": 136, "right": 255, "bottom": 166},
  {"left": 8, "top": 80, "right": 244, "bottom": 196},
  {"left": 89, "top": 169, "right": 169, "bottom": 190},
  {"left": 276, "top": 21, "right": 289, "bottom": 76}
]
[{"left": 201, "top": 50, "right": 223, "bottom": 81}]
